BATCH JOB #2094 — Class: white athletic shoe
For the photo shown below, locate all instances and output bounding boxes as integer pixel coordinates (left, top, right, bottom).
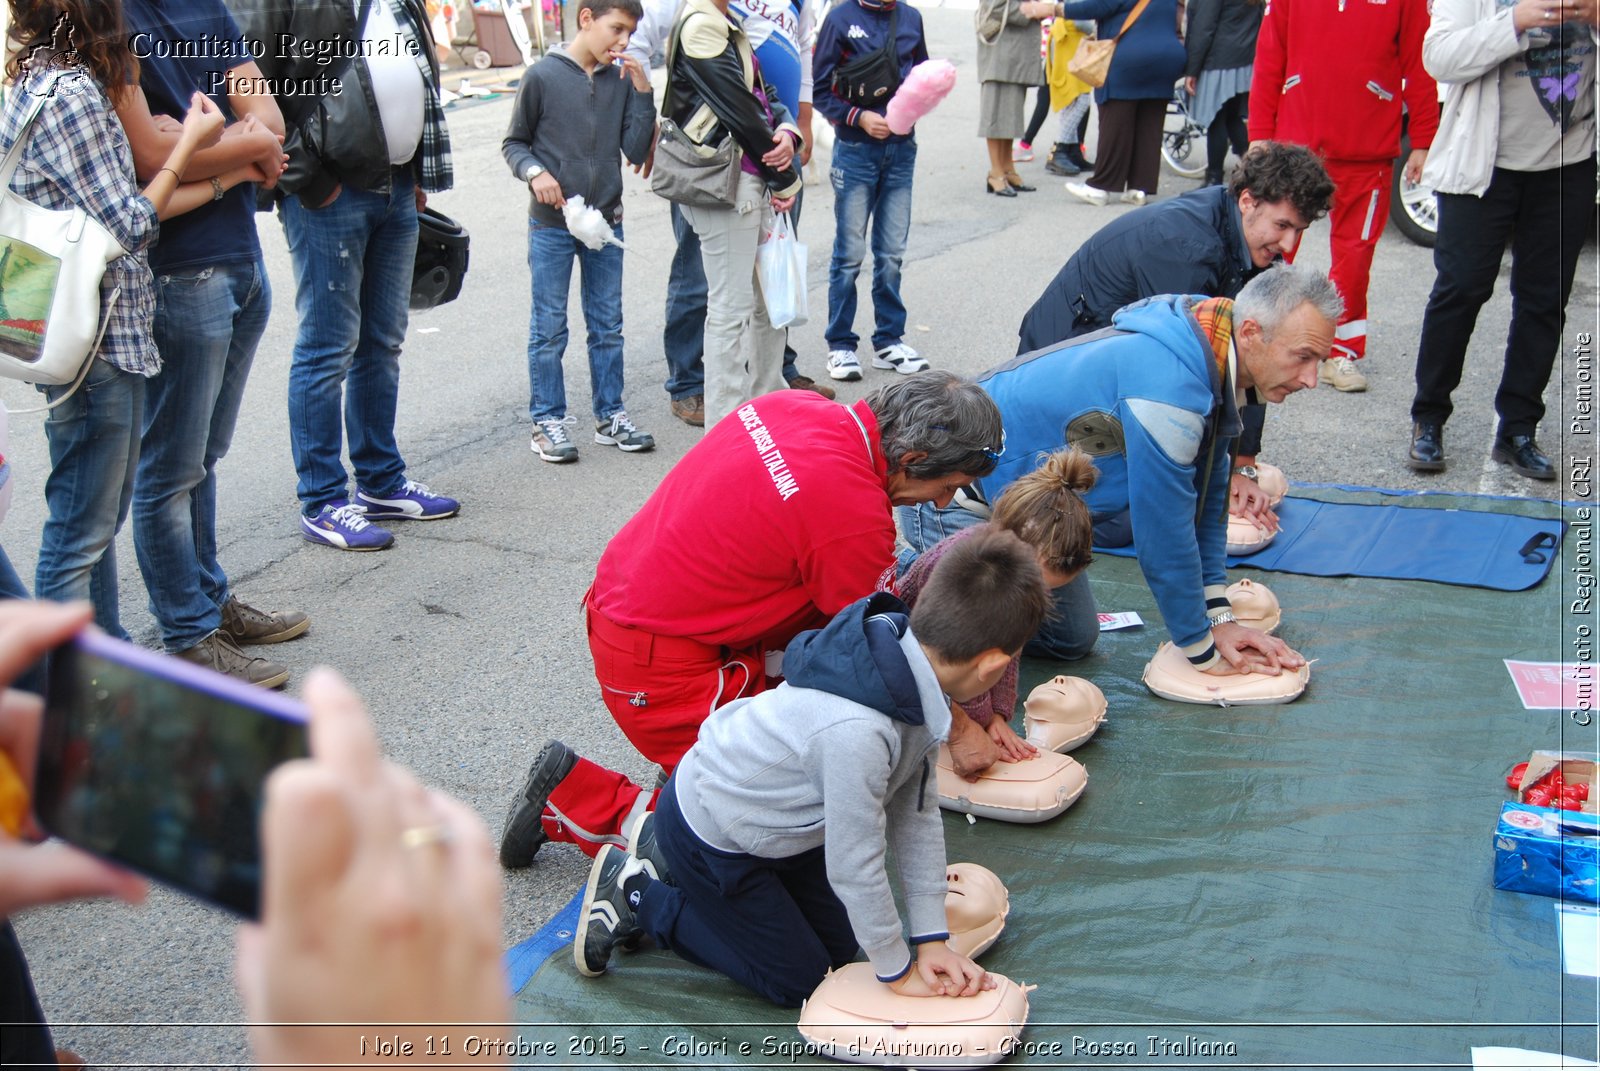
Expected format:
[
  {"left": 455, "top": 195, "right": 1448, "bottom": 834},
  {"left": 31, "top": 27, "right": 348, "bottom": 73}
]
[
  {"left": 872, "top": 342, "right": 930, "bottom": 375},
  {"left": 826, "top": 349, "right": 863, "bottom": 381}
]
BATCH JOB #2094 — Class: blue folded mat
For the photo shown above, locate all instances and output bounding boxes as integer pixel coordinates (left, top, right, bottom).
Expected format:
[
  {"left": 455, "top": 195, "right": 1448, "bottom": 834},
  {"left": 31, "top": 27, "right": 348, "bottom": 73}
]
[{"left": 1094, "top": 495, "right": 1565, "bottom": 591}]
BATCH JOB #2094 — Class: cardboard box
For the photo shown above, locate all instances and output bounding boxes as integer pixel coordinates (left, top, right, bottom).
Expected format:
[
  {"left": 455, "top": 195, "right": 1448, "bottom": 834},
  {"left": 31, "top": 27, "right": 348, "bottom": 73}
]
[
  {"left": 1493, "top": 802, "right": 1599, "bottom": 902},
  {"left": 1512, "top": 751, "right": 1596, "bottom": 815}
]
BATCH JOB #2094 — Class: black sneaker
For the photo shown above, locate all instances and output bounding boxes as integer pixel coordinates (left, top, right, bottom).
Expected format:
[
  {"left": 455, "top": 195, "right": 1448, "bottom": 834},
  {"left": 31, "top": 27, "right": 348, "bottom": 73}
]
[
  {"left": 625, "top": 810, "right": 672, "bottom": 885},
  {"left": 575, "top": 845, "right": 647, "bottom": 977},
  {"left": 499, "top": 741, "right": 578, "bottom": 868}
]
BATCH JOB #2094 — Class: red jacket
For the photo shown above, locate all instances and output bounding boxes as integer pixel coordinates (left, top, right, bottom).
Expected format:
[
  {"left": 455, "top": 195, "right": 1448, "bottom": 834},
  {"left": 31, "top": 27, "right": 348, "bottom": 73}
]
[
  {"left": 1248, "top": 0, "right": 1437, "bottom": 163},
  {"left": 589, "top": 393, "right": 898, "bottom": 652}
]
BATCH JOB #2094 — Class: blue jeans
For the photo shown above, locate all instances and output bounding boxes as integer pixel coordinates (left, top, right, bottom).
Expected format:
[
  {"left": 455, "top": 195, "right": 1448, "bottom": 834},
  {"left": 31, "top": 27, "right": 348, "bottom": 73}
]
[
  {"left": 664, "top": 197, "right": 801, "bottom": 402},
  {"left": 526, "top": 220, "right": 626, "bottom": 423},
  {"left": 896, "top": 501, "right": 1100, "bottom": 661},
  {"left": 133, "top": 258, "right": 270, "bottom": 651},
  {"left": 35, "top": 359, "right": 146, "bottom": 640},
  {"left": 827, "top": 137, "right": 916, "bottom": 353},
  {"left": 281, "top": 172, "right": 415, "bottom": 515}
]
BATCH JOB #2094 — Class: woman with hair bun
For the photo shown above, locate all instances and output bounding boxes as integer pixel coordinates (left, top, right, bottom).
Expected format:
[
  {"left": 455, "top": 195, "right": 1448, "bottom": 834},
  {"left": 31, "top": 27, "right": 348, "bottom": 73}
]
[{"left": 895, "top": 447, "right": 1097, "bottom": 762}]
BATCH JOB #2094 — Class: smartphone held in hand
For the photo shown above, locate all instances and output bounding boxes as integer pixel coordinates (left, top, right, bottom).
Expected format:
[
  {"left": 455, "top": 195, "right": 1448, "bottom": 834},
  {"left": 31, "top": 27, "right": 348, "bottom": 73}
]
[{"left": 34, "top": 632, "right": 310, "bottom": 918}]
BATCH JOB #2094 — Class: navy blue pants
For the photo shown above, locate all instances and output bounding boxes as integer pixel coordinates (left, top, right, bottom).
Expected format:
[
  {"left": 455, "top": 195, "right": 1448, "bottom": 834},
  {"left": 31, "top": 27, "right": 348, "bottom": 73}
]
[{"left": 636, "top": 776, "right": 858, "bottom": 1007}]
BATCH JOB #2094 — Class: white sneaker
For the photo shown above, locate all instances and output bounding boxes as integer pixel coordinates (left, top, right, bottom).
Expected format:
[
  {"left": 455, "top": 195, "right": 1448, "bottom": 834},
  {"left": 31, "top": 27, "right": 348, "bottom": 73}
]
[
  {"left": 872, "top": 342, "right": 930, "bottom": 375},
  {"left": 1318, "top": 355, "right": 1369, "bottom": 392},
  {"left": 1120, "top": 189, "right": 1148, "bottom": 206},
  {"left": 826, "top": 349, "right": 863, "bottom": 381},
  {"left": 1064, "top": 181, "right": 1109, "bottom": 206}
]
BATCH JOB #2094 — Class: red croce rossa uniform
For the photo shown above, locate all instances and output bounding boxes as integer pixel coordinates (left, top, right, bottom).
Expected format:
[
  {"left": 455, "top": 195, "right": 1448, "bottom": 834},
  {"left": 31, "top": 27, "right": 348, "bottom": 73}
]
[{"left": 543, "top": 391, "right": 901, "bottom": 854}]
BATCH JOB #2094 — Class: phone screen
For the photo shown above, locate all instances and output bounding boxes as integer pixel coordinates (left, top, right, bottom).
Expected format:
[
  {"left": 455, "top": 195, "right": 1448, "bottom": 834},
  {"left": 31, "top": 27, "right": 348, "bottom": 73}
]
[{"left": 36, "top": 633, "right": 310, "bottom": 918}]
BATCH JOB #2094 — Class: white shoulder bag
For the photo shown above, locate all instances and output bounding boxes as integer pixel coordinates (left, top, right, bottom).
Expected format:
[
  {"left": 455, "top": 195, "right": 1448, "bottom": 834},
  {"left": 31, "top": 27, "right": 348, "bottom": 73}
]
[{"left": 0, "top": 69, "right": 128, "bottom": 400}]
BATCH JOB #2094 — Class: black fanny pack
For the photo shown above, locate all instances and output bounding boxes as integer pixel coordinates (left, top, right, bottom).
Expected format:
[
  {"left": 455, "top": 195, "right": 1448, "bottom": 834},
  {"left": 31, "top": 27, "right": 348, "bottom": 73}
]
[{"left": 830, "top": 3, "right": 902, "bottom": 108}]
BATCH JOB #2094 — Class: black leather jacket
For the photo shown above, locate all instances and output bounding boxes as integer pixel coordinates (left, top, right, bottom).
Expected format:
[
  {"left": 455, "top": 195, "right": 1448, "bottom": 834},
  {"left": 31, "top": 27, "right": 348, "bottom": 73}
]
[
  {"left": 225, "top": 0, "right": 439, "bottom": 206},
  {"left": 664, "top": 0, "right": 802, "bottom": 198}
]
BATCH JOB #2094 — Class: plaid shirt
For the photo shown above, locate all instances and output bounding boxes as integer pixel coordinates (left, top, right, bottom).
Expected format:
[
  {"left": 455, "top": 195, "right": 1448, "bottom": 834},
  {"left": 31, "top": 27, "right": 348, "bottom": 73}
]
[
  {"left": 391, "top": 0, "right": 453, "bottom": 192},
  {"left": 0, "top": 68, "right": 160, "bottom": 376}
]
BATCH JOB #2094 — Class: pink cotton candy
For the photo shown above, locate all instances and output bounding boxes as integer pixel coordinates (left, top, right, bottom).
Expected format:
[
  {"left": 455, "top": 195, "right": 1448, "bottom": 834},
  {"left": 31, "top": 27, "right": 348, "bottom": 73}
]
[{"left": 885, "top": 60, "right": 957, "bottom": 136}]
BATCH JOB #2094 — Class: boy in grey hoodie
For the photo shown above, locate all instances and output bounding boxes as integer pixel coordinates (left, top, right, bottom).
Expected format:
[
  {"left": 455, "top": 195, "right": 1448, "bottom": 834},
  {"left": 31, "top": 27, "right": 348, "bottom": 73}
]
[
  {"left": 502, "top": 0, "right": 658, "bottom": 464},
  {"left": 574, "top": 529, "right": 1051, "bottom": 1007}
]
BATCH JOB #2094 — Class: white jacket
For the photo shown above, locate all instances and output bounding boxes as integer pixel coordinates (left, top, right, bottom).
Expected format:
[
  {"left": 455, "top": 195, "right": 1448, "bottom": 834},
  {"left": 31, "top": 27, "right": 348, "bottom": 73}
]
[{"left": 1422, "top": 0, "right": 1596, "bottom": 196}]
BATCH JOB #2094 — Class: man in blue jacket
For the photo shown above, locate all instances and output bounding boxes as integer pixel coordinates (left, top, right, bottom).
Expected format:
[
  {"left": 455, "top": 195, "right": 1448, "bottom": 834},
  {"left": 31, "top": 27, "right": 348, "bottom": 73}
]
[
  {"left": 1016, "top": 142, "right": 1332, "bottom": 531},
  {"left": 957, "top": 264, "right": 1337, "bottom": 672}
]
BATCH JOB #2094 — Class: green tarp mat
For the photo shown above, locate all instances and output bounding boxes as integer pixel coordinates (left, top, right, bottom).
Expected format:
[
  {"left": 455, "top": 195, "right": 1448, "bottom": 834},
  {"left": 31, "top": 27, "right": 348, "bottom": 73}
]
[{"left": 509, "top": 489, "right": 1599, "bottom": 1069}]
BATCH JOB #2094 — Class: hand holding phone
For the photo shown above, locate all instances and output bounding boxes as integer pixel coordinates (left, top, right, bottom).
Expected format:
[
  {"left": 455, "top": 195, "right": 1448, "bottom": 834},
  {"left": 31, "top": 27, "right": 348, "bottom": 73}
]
[
  {"left": 0, "top": 601, "right": 146, "bottom": 920},
  {"left": 236, "top": 670, "right": 511, "bottom": 1065},
  {"left": 35, "top": 629, "right": 310, "bottom": 918}
]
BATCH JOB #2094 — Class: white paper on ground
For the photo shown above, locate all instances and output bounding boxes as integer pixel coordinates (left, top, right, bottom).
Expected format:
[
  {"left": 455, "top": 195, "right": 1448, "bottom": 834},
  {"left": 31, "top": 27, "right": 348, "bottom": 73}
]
[
  {"left": 1471, "top": 1046, "right": 1598, "bottom": 1070},
  {"left": 1097, "top": 611, "right": 1144, "bottom": 632},
  {"left": 1557, "top": 903, "right": 1600, "bottom": 978}
]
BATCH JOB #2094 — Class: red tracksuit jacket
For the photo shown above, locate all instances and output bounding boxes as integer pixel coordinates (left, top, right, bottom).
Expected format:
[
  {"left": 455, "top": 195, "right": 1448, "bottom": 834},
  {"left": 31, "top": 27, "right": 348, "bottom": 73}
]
[{"left": 1248, "top": 0, "right": 1438, "bottom": 164}]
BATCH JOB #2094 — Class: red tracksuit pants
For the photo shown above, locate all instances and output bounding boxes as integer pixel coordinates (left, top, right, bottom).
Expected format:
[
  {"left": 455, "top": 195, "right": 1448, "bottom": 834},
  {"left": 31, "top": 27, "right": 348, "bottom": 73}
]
[
  {"left": 540, "top": 604, "right": 768, "bottom": 857},
  {"left": 1286, "top": 158, "right": 1393, "bottom": 362}
]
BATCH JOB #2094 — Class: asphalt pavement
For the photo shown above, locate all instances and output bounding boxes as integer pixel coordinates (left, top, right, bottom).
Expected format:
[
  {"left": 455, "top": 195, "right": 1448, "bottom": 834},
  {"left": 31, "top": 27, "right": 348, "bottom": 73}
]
[{"left": 1, "top": 6, "right": 1595, "bottom": 1064}]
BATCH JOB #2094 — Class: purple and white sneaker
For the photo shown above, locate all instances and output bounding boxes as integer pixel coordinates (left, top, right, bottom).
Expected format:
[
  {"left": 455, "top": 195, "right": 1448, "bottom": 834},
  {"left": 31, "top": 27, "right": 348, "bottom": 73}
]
[
  {"left": 355, "top": 479, "right": 460, "bottom": 521},
  {"left": 300, "top": 501, "right": 394, "bottom": 551}
]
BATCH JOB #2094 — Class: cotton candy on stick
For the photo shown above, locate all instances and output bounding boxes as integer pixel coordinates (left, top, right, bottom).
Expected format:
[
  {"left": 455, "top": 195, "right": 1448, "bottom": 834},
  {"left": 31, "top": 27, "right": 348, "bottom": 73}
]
[
  {"left": 884, "top": 59, "right": 957, "bottom": 136},
  {"left": 562, "top": 195, "right": 626, "bottom": 251}
]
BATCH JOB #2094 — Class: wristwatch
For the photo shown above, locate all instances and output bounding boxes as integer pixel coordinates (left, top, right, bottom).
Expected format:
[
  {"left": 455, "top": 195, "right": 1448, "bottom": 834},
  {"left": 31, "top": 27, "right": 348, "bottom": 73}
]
[
  {"left": 1233, "top": 464, "right": 1259, "bottom": 481},
  {"left": 210, "top": 176, "right": 224, "bottom": 202},
  {"left": 525, "top": 163, "right": 546, "bottom": 184},
  {"left": 1209, "top": 610, "right": 1237, "bottom": 627}
]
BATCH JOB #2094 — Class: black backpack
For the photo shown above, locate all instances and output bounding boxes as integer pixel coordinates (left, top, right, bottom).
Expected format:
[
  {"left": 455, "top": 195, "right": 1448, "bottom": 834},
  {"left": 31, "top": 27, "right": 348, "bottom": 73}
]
[{"left": 830, "top": 3, "right": 902, "bottom": 108}]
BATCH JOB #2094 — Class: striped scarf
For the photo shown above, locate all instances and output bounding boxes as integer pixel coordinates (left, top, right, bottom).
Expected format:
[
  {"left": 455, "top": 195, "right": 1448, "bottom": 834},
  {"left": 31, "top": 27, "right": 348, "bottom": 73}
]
[
  {"left": 1191, "top": 296, "right": 1235, "bottom": 387},
  {"left": 1189, "top": 296, "right": 1237, "bottom": 523}
]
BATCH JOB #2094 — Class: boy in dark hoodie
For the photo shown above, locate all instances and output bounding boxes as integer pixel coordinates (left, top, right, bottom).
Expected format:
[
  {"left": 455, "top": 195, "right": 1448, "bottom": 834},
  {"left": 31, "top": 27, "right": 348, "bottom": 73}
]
[
  {"left": 502, "top": 0, "right": 657, "bottom": 464},
  {"left": 574, "top": 528, "right": 1051, "bottom": 1007}
]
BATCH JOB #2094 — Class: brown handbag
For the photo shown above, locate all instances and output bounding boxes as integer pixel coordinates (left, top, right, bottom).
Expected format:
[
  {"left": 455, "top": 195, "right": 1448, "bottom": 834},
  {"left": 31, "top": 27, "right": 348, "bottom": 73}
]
[{"left": 1066, "top": 0, "right": 1153, "bottom": 88}]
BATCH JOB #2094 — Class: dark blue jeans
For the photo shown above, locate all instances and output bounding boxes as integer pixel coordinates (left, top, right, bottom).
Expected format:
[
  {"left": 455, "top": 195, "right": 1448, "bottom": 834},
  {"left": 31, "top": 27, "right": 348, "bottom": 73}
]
[
  {"left": 280, "top": 171, "right": 416, "bottom": 515},
  {"left": 636, "top": 775, "right": 858, "bottom": 1008},
  {"left": 134, "top": 257, "right": 270, "bottom": 651},
  {"left": 526, "top": 220, "right": 626, "bottom": 423},
  {"left": 663, "top": 193, "right": 802, "bottom": 402},
  {"left": 826, "top": 136, "right": 916, "bottom": 353},
  {"left": 1411, "top": 157, "right": 1597, "bottom": 437}
]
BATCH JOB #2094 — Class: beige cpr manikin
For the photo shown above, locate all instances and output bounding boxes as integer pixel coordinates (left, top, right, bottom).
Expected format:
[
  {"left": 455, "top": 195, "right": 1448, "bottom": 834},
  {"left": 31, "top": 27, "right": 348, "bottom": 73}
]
[
  {"left": 1022, "top": 675, "right": 1107, "bottom": 753},
  {"left": 1227, "top": 513, "right": 1276, "bottom": 555},
  {"left": 944, "top": 863, "right": 1009, "bottom": 959},
  {"left": 1255, "top": 462, "right": 1288, "bottom": 505},
  {"left": 935, "top": 745, "right": 1087, "bottom": 822},
  {"left": 1226, "top": 577, "right": 1281, "bottom": 633},
  {"left": 1142, "top": 641, "right": 1309, "bottom": 705},
  {"left": 797, "top": 962, "right": 1032, "bottom": 1067},
  {"left": 1227, "top": 462, "right": 1288, "bottom": 555}
]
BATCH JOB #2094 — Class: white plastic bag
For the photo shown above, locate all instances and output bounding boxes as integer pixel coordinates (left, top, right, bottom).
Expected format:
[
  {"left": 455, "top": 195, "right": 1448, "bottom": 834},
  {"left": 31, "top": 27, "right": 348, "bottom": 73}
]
[{"left": 756, "top": 211, "right": 808, "bottom": 329}]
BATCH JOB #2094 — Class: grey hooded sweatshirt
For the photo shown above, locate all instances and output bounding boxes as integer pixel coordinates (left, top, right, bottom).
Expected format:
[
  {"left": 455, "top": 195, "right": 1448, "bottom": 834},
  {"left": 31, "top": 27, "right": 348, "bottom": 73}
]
[
  {"left": 672, "top": 593, "right": 953, "bottom": 982},
  {"left": 501, "top": 45, "right": 657, "bottom": 227}
]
